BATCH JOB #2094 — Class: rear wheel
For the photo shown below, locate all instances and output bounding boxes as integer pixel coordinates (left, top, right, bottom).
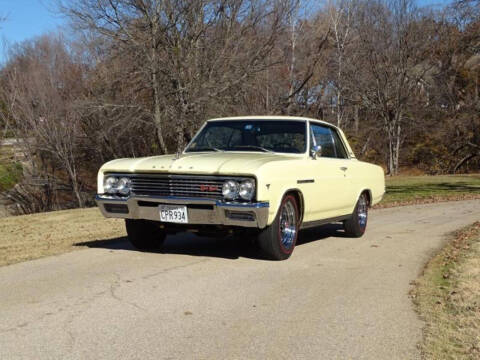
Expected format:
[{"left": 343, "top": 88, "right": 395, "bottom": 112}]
[
  {"left": 257, "top": 194, "right": 299, "bottom": 260},
  {"left": 343, "top": 193, "right": 369, "bottom": 237},
  {"left": 125, "top": 219, "right": 166, "bottom": 250}
]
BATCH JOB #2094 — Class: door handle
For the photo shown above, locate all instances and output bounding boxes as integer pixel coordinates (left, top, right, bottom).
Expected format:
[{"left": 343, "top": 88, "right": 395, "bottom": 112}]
[{"left": 340, "top": 166, "right": 348, "bottom": 171}]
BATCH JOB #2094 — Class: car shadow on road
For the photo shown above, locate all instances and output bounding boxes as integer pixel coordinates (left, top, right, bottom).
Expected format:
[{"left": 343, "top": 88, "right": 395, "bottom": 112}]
[{"left": 75, "top": 223, "right": 346, "bottom": 261}]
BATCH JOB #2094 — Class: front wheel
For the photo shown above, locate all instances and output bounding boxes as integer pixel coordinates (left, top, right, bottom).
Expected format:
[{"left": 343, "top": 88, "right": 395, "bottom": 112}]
[
  {"left": 343, "top": 193, "right": 369, "bottom": 237},
  {"left": 257, "top": 194, "right": 299, "bottom": 260},
  {"left": 125, "top": 219, "right": 166, "bottom": 250}
]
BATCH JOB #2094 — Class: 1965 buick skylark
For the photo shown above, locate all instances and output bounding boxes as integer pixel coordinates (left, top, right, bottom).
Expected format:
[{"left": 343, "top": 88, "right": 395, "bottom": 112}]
[{"left": 96, "top": 116, "right": 385, "bottom": 260}]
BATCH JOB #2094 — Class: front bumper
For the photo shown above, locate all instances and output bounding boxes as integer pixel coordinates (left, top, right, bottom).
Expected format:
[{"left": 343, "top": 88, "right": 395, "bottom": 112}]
[{"left": 95, "top": 195, "right": 269, "bottom": 229}]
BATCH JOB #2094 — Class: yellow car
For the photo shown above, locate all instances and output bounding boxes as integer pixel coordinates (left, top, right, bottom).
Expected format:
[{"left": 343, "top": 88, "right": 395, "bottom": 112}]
[{"left": 96, "top": 116, "right": 385, "bottom": 260}]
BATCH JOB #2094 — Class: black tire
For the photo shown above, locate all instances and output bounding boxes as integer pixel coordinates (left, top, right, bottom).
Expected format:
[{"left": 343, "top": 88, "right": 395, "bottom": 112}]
[
  {"left": 257, "top": 194, "right": 299, "bottom": 260},
  {"left": 344, "top": 193, "right": 369, "bottom": 237},
  {"left": 125, "top": 219, "right": 166, "bottom": 250}
]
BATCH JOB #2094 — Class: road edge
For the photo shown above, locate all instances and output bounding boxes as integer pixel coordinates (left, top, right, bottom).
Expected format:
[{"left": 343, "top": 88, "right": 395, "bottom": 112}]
[{"left": 411, "top": 221, "right": 480, "bottom": 359}]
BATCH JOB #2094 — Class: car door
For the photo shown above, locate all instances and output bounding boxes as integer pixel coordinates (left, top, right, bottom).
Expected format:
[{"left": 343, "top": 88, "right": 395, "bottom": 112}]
[{"left": 304, "top": 123, "right": 353, "bottom": 220}]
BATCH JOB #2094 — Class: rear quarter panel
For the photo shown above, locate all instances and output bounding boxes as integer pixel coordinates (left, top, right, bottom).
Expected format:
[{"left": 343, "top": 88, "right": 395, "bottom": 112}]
[
  {"left": 347, "top": 160, "right": 385, "bottom": 206},
  {"left": 337, "top": 127, "right": 385, "bottom": 207}
]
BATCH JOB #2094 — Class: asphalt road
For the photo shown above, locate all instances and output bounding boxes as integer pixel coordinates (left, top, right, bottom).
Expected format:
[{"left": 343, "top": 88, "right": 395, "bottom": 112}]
[{"left": 1, "top": 200, "right": 479, "bottom": 360}]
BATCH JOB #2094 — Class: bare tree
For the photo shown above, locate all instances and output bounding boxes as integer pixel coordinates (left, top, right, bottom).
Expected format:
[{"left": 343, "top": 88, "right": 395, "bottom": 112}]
[
  {"left": 1, "top": 35, "right": 87, "bottom": 207},
  {"left": 58, "top": 0, "right": 294, "bottom": 152},
  {"left": 349, "top": 0, "right": 433, "bottom": 174},
  {"left": 327, "top": 0, "right": 356, "bottom": 128},
  {"left": 271, "top": 6, "right": 331, "bottom": 116},
  {"left": 58, "top": 0, "right": 171, "bottom": 153}
]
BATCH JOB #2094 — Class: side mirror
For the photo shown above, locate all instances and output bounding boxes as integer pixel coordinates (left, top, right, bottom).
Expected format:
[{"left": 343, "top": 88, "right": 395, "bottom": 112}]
[{"left": 311, "top": 145, "right": 322, "bottom": 159}]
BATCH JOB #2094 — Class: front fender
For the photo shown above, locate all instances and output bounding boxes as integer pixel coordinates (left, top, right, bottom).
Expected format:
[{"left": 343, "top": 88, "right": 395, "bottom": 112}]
[{"left": 257, "top": 178, "right": 305, "bottom": 226}]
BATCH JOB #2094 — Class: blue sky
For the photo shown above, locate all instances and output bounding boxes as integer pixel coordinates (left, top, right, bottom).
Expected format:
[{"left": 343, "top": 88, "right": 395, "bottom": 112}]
[
  {"left": 0, "top": 0, "right": 453, "bottom": 62},
  {"left": 0, "top": 0, "right": 65, "bottom": 61}
]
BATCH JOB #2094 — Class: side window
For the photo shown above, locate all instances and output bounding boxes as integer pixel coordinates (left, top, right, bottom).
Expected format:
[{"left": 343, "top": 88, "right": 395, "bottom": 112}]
[
  {"left": 331, "top": 130, "right": 348, "bottom": 159},
  {"left": 311, "top": 125, "right": 336, "bottom": 158},
  {"left": 310, "top": 124, "right": 348, "bottom": 159}
]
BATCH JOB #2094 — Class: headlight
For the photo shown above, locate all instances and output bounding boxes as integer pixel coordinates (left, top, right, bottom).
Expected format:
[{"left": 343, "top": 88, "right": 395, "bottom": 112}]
[
  {"left": 116, "top": 177, "right": 131, "bottom": 195},
  {"left": 103, "top": 176, "right": 131, "bottom": 196},
  {"left": 104, "top": 176, "right": 118, "bottom": 194},
  {"left": 222, "top": 180, "right": 239, "bottom": 200},
  {"left": 239, "top": 180, "right": 255, "bottom": 200}
]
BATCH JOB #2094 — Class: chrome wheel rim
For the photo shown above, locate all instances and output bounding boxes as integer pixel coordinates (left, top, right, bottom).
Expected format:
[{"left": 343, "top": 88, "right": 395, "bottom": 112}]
[
  {"left": 280, "top": 200, "right": 297, "bottom": 250},
  {"left": 358, "top": 195, "right": 368, "bottom": 229}
]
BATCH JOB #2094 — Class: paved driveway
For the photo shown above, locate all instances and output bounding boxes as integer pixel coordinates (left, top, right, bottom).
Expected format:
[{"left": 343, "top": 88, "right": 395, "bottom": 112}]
[{"left": 1, "top": 200, "right": 479, "bottom": 359}]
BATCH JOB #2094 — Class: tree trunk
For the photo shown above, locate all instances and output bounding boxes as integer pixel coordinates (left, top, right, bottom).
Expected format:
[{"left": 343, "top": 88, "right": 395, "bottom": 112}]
[
  {"left": 176, "top": 118, "right": 185, "bottom": 153},
  {"left": 152, "top": 84, "right": 168, "bottom": 154},
  {"left": 385, "top": 114, "right": 401, "bottom": 176},
  {"left": 394, "top": 122, "right": 401, "bottom": 174},
  {"left": 387, "top": 135, "right": 394, "bottom": 175},
  {"left": 150, "top": 11, "right": 168, "bottom": 155},
  {"left": 287, "top": 8, "right": 296, "bottom": 115},
  {"left": 336, "top": 88, "right": 342, "bottom": 128},
  {"left": 354, "top": 105, "right": 359, "bottom": 134},
  {"left": 65, "top": 162, "right": 84, "bottom": 208},
  {"left": 71, "top": 178, "right": 84, "bottom": 208}
]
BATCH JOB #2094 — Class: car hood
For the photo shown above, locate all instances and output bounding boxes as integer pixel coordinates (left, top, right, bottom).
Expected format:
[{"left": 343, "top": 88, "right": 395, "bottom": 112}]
[{"left": 100, "top": 152, "right": 301, "bottom": 176}]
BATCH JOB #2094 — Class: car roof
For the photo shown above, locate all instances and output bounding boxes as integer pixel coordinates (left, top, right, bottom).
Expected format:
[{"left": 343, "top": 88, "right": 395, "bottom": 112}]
[{"left": 208, "top": 116, "right": 337, "bottom": 129}]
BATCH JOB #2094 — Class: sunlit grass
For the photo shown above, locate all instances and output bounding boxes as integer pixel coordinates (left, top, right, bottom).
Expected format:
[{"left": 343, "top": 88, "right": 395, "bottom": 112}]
[
  {"left": 382, "top": 174, "right": 480, "bottom": 205},
  {"left": 0, "top": 207, "right": 125, "bottom": 267}
]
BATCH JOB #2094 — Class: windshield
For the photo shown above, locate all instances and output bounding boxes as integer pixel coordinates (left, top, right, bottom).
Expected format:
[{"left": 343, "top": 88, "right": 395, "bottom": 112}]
[{"left": 185, "top": 120, "right": 307, "bottom": 154}]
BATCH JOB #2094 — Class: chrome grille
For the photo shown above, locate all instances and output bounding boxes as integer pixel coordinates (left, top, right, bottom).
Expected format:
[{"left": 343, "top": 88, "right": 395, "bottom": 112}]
[{"left": 117, "top": 174, "right": 244, "bottom": 200}]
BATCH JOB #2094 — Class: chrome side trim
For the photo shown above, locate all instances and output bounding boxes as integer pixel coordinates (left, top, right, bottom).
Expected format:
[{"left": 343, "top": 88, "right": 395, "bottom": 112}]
[
  {"left": 217, "top": 201, "right": 269, "bottom": 208},
  {"left": 300, "top": 214, "right": 351, "bottom": 230},
  {"left": 297, "top": 179, "right": 314, "bottom": 184}
]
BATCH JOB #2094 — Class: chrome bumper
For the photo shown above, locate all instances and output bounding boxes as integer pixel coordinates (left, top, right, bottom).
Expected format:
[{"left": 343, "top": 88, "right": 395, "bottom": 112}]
[{"left": 95, "top": 195, "right": 269, "bottom": 229}]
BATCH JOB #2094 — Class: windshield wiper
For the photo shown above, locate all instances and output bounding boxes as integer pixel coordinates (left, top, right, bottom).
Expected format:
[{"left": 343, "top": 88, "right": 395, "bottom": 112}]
[
  {"left": 186, "top": 146, "right": 223, "bottom": 152},
  {"left": 232, "top": 145, "right": 273, "bottom": 153}
]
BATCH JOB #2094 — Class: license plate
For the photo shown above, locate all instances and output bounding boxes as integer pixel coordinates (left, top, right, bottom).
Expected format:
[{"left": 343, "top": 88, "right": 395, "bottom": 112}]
[{"left": 159, "top": 205, "right": 188, "bottom": 223}]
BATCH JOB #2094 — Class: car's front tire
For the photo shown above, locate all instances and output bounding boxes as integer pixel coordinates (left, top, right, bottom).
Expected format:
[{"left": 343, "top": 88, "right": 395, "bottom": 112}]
[
  {"left": 343, "top": 193, "right": 369, "bottom": 237},
  {"left": 257, "top": 194, "right": 299, "bottom": 260},
  {"left": 125, "top": 219, "right": 166, "bottom": 250}
]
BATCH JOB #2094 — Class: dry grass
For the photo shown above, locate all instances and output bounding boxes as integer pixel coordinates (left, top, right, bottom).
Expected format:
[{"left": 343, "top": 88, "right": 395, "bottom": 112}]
[
  {"left": 376, "top": 174, "right": 480, "bottom": 208},
  {"left": 413, "top": 222, "right": 480, "bottom": 359},
  {"left": 0, "top": 207, "right": 125, "bottom": 267}
]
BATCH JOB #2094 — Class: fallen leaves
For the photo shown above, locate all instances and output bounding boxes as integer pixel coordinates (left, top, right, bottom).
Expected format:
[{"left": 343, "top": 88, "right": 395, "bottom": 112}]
[
  {"left": 413, "top": 221, "right": 480, "bottom": 359},
  {"left": 374, "top": 194, "right": 480, "bottom": 209}
]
